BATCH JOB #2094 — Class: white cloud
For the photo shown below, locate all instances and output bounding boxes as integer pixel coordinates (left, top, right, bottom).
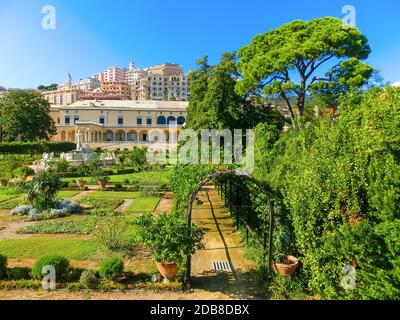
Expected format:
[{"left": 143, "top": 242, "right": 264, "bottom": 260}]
[{"left": 393, "top": 81, "right": 400, "bottom": 87}]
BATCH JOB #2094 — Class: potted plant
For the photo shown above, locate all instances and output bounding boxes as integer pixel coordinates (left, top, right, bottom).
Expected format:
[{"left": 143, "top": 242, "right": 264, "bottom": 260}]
[
  {"left": 135, "top": 212, "right": 204, "bottom": 282},
  {"left": 273, "top": 254, "right": 299, "bottom": 276},
  {"left": 90, "top": 167, "right": 110, "bottom": 189},
  {"left": 97, "top": 173, "right": 110, "bottom": 189},
  {"left": 76, "top": 164, "right": 89, "bottom": 188}
]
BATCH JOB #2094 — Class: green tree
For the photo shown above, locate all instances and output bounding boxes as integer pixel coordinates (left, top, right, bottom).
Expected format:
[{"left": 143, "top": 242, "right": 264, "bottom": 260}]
[
  {"left": 0, "top": 91, "right": 57, "bottom": 142},
  {"left": 254, "top": 86, "right": 400, "bottom": 299},
  {"left": 237, "top": 17, "right": 373, "bottom": 126},
  {"left": 25, "top": 171, "right": 62, "bottom": 211},
  {"left": 187, "top": 53, "right": 284, "bottom": 130},
  {"left": 37, "top": 83, "right": 58, "bottom": 91},
  {"left": 186, "top": 56, "right": 212, "bottom": 130}
]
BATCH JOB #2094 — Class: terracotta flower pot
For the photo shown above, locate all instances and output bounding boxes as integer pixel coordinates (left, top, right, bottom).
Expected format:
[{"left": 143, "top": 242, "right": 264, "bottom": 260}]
[
  {"left": 77, "top": 179, "right": 86, "bottom": 188},
  {"left": 156, "top": 262, "right": 178, "bottom": 283},
  {"left": 98, "top": 179, "right": 108, "bottom": 188},
  {"left": 0, "top": 179, "right": 9, "bottom": 186},
  {"left": 274, "top": 255, "right": 299, "bottom": 276}
]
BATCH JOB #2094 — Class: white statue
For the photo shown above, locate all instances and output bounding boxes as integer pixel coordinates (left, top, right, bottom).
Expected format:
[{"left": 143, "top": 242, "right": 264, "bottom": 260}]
[
  {"left": 76, "top": 130, "right": 84, "bottom": 151},
  {"left": 40, "top": 153, "right": 51, "bottom": 172}
]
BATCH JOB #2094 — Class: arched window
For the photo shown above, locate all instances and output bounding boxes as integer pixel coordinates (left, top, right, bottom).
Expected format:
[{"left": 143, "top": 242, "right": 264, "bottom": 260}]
[
  {"left": 157, "top": 116, "right": 167, "bottom": 125},
  {"left": 167, "top": 116, "right": 176, "bottom": 125},
  {"left": 177, "top": 116, "right": 186, "bottom": 125}
]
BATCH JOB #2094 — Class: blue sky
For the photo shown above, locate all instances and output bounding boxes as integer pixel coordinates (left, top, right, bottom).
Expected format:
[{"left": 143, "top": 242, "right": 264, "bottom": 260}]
[{"left": 0, "top": 0, "right": 399, "bottom": 88}]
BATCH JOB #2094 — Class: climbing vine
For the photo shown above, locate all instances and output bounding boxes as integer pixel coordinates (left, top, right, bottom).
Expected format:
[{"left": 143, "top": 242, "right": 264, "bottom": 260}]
[{"left": 254, "top": 87, "right": 400, "bottom": 299}]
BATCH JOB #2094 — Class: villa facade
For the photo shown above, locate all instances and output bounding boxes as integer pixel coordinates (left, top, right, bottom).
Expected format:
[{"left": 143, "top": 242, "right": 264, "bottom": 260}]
[{"left": 50, "top": 100, "right": 188, "bottom": 145}]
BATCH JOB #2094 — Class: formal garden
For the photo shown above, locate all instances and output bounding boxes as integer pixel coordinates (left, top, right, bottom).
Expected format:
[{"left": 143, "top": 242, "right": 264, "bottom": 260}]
[
  {"left": 0, "top": 144, "right": 205, "bottom": 294},
  {"left": 0, "top": 17, "right": 400, "bottom": 300}
]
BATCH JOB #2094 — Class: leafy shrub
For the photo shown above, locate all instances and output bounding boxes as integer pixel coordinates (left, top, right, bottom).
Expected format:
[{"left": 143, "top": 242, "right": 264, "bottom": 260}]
[
  {"left": 11, "top": 205, "right": 33, "bottom": 216},
  {"left": 252, "top": 87, "right": 400, "bottom": 299},
  {"left": 135, "top": 212, "right": 205, "bottom": 264},
  {"left": 48, "top": 159, "right": 71, "bottom": 173},
  {"left": 56, "top": 199, "right": 81, "bottom": 214},
  {"left": 25, "top": 171, "right": 62, "bottom": 211},
  {"left": 0, "top": 280, "right": 42, "bottom": 290},
  {"left": 0, "top": 142, "right": 76, "bottom": 155},
  {"left": 99, "top": 257, "right": 124, "bottom": 281},
  {"left": 32, "top": 255, "right": 70, "bottom": 280},
  {"left": 49, "top": 208, "right": 68, "bottom": 217},
  {"left": 139, "top": 184, "right": 160, "bottom": 197},
  {"left": 114, "top": 183, "right": 123, "bottom": 191},
  {"left": 79, "top": 270, "right": 99, "bottom": 289},
  {"left": 12, "top": 166, "right": 35, "bottom": 179},
  {"left": 81, "top": 197, "right": 122, "bottom": 210},
  {"left": 0, "top": 254, "right": 7, "bottom": 280},
  {"left": 93, "top": 217, "right": 131, "bottom": 251},
  {"left": 18, "top": 218, "right": 97, "bottom": 235},
  {"left": 91, "top": 207, "right": 114, "bottom": 217},
  {"left": 0, "top": 198, "right": 27, "bottom": 210},
  {"left": 8, "top": 267, "right": 31, "bottom": 280},
  {"left": 27, "top": 208, "right": 41, "bottom": 221}
]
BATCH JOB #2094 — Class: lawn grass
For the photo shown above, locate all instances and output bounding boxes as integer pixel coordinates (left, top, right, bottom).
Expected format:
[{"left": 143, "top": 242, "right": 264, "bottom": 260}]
[
  {"left": 56, "top": 191, "right": 79, "bottom": 198},
  {"left": 17, "top": 216, "right": 98, "bottom": 235},
  {"left": 0, "top": 194, "right": 19, "bottom": 202},
  {"left": 0, "top": 238, "right": 102, "bottom": 260},
  {"left": 79, "top": 197, "right": 123, "bottom": 210},
  {"left": 0, "top": 197, "right": 26, "bottom": 209},
  {"left": 125, "top": 197, "right": 160, "bottom": 213},
  {"left": 0, "top": 187, "right": 23, "bottom": 203},
  {"left": 108, "top": 170, "right": 171, "bottom": 184},
  {"left": 80, "top": 191, "right": 140, "bottom": 200},
  {"left": 63, "top": 170, "right": 171, "bottom": 185}
]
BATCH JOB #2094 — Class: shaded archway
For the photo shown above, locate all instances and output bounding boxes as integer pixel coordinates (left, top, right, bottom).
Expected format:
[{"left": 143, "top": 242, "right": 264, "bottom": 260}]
[
  {"left": 139, "top": 130, "right": 149, "bottom": 143},
  {"left": 116, "top": 130, "right": 126, "bottom": 142},
  {"left": 60, "top": 131, "right": 66, "bottom": 142},
  {"left": 127, "top": 130, "right": 138, "bottom": 142},
  {"left": 184, "top": 170, "right": 275, "bottom": 289},
  {"left": 103, "top": 130, "right": 114, "bottom": 142}
]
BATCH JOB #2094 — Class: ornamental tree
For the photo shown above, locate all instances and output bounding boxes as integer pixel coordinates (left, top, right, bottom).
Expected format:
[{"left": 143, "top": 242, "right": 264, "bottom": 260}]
[
  {"left": 187, "top": 54, "right": 284, "bottom": 131},
  {"left": 236, "top": 17, "right": 373, "bottom": 126},
  {"left": 0, "top": 91, "right": 57, "bottom": 142}
]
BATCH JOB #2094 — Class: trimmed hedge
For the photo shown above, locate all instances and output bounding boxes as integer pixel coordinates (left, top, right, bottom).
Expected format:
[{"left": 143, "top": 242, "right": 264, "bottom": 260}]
[
  {"left": 0, "top": 254, "right": 7, "bottom": 279},
  {"left": 99, "top": 257, "right": 124, "bottom": 280},
  {"left": 32, "top": 255, "right": 70, "bottom": 280},
  {"left": 0, "top": 279, "right": 183, "bottom": 292},
  {"left": 0, "top": 142, "right": 76, "bottom": 155}
]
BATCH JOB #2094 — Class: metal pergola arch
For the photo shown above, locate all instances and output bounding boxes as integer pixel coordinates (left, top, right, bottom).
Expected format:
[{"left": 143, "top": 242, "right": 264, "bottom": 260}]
[{"left": 184, "top": 170, "right": 275, "bottom": 289}]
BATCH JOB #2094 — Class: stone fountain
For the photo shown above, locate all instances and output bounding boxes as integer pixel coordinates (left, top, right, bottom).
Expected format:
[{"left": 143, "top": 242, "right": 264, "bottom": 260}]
[{"left": 33, "top": 131, "right": 115, "bottom": 174}]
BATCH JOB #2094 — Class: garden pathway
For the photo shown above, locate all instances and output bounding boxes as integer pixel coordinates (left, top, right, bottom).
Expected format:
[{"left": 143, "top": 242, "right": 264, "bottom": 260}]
[
  {"left": 154, "top": 192, "right": 174, "bottom": 216},
  {"left": 69, "top": 190, "right": 95, "bottom": 201},
  {"left": 190, "top": 186, "right": 262, "bottom": 299},
  {"left": 115, "top": 199, "right": 134, "bottom": 213}
]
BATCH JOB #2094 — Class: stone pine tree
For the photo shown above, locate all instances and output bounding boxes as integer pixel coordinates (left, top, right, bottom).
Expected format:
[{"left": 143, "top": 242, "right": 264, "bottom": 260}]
[
  {"left": 236, "top": 17, "right": 373, "bottom": 127},
  {"left": 187, "top": 53, "right": 285, "bottom": 131},
  {"left": 0, "top": 91, "right": 57, "bottom": 142}
]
